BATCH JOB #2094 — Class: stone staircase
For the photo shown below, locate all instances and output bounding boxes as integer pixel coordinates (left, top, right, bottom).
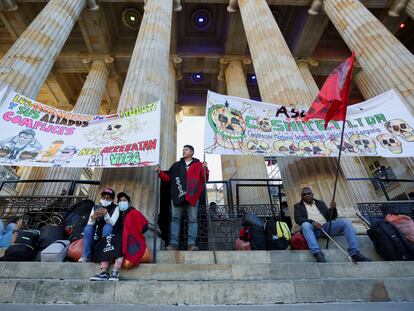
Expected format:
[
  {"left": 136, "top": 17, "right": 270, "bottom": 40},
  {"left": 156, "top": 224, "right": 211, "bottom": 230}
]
[{"left": 0, "top": 236, "right": 414, "bottom": 305}]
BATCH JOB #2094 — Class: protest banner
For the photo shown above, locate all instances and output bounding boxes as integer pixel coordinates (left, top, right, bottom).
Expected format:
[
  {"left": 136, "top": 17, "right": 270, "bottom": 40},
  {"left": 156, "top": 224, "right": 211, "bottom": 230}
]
[
  {"left": 0, "top": 88, "right": 161, "bottom": 168},
  {"left": 204, "top": 89, "right": 414, "bottom": 157}
]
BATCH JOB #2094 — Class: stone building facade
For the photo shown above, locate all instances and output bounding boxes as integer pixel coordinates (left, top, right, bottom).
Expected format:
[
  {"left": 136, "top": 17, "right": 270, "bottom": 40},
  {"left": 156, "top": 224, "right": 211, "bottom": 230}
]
[{"left": 0, "top": 0, "right": 413, "bottom": 223}]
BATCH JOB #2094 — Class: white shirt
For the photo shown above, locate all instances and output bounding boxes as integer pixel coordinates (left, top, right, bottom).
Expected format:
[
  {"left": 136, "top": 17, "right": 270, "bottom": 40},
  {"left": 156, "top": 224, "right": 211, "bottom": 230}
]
[
  {"left": 185, "top": 159, "right": 192, "bottom": 171},
  {"left": 87, "top": 205, "right": 120, "bottom": 226},
  {"left": 304, "top": 201, "right": 326, "bottom": 226}
]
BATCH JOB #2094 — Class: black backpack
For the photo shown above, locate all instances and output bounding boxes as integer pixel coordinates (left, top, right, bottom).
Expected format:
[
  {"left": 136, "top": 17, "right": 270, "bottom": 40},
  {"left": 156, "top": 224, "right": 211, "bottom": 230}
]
[
  {"left": 63, "top": 199, "right": 95, "bottom": 241},
  {"left": 3, "top": 229, "right": 40, "bottom": 261},
  {"left": 249, "top": 224, "right": 267, "bottom": 250},
  {"left": 368, "top": 221, "right": 414, "bottom": 261},
  {"left": 265, "top": 218, "right": 291, "bottom": 250},
  {"left": 38, "top": 225, "right": 66, "bottom": 250}
]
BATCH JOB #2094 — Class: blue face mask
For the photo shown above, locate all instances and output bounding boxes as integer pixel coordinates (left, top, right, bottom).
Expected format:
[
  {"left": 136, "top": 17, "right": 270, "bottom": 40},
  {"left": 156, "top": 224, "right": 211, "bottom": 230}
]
[{"left": 118, "top": 201, "right": 129, "bottom": 212}]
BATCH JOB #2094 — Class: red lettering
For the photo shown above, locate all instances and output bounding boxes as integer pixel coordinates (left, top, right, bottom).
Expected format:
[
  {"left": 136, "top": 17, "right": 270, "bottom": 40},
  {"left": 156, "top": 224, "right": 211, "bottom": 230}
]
[
  {"left": 132, "top": 143, "right": 138, "bottom": 151},
  {"left": 125, "top": 144, "right": 131, "bottom": 152},
  {"left": 149, "top": 139, "right": 157, "bottom": 150}
]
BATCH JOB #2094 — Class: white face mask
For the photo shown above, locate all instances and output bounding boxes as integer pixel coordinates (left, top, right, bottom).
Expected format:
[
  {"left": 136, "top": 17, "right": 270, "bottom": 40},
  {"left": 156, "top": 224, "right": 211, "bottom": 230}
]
[
  {"left": 100, "top": 199, "right": 112, "bottom": 207},
  {"left": 118, "top": 201, "right": 129, "bottom": 212}
]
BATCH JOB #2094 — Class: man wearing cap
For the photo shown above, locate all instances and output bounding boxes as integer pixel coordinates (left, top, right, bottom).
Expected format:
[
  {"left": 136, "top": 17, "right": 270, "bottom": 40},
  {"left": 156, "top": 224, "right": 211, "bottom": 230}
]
[
  {"left": 155, "top": 145, "right": 209, "bottom": 251},
  {"left": 78, "top": 188, "right": 119, "bottom": 263}
]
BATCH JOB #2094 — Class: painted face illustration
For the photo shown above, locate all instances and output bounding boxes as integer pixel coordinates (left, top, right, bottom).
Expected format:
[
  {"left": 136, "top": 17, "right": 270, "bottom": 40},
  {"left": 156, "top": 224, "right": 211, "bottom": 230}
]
[
  {"left": 377, "top": 134, "right": 402, "bottom": 154},
  {"left": 273, "top": 140, "right": 301, "bottom": 156},
  {"left": 385, "top": 119, "right": 414, "bottom": 142},
  {"left": 257, "top": 117, "right": 272, "bottom": 132},
  {"left": 208, "top": 102, "right": 246, "bottom": 150},
  {"left": 246, "top": 139, "right": 269, "bottom": 155},
  {"left": 349, "top": 134, "right": 376, "bottom": 155},
  {"left": 325, "top": 137, "right": 359, "bottom": 155},
  {"left": 299, "top": 140, "right": 327, "bottom": 156}
]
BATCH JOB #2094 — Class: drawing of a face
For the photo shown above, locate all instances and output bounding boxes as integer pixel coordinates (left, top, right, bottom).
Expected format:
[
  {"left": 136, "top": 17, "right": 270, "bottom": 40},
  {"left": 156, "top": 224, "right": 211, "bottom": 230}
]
[
  {"left": 377, "top": 134, "right": 402, "bottom": 154},
  {"left": 385, "top": 119, "right": 414, "bottom": 142},
  {"left": 208, "top": 102, "right": 246, "bottom": 150},
  {"left": 246, "top": 139, "right": 269, "bottom": 155},
  {"left": 349, "top": 134, "right": 376, "bottom": 155},
  {"left": 273, "top": 140, "right": 301, "bottom": 156}
]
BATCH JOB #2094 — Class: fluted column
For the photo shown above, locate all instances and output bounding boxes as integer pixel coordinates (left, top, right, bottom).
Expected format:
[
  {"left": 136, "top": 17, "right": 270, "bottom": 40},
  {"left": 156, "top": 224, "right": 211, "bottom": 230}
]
[
  {"left": 408, "top": 0, "right": 414, "bottom": 19},
  {"left": 0, "top": 0, "right": 86, "bottom": 98},
  {"left": 165, "top": 56, "right": 178, "bottom": 167},
  {"left": 237, "top": 0, "right": 357, "bottom": 218},
  {"left": 323, "top": 0, "right": 414, "bottom": 112},
  {"left": 353, "top": 67, "right": 414, "bottom": 180},
  {"left": 298, "top": 59, "right": 376, "bottom": 202},
  {"left": 219, "top": 57, "right": 269, "bottom": 204},
  {"left": 34, "top": 57, "right": 112, "bottom": 195},
  {"left": 99, "top": 0, "right": 174, "bottom": 223}
]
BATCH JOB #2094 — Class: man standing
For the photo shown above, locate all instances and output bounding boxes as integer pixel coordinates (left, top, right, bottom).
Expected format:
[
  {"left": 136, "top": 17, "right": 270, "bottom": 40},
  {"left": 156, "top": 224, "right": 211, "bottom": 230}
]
[
  {"left": 155, "top": 145, "right": 209, "bottom": 251},
  {"left": 294, "top": 187, "right": 371, "bottom": 262}
]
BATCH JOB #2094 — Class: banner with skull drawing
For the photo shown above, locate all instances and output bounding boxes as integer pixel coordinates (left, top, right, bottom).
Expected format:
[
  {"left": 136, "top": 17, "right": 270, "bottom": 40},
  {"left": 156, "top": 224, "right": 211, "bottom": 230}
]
[
  {"left": 204, "top": 89, "right": 414, "bottom": 157},
  {"left": 0, "top": 88, "right": 161, "bottom": 168}
]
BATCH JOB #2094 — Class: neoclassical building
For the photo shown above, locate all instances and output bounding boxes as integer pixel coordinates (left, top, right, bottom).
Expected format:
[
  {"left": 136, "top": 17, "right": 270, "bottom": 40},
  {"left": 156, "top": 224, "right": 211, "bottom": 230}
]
[{"left": 0, "top": 0, "right": 413, "bottom": 223}]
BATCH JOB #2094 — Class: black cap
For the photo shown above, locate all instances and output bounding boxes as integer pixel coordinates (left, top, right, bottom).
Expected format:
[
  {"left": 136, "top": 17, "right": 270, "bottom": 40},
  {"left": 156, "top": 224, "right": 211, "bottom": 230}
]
[
  {"left": 117, "top": 192, "right": 131, "bottom": 202},
  {"left": 101, "top": 188, "right": 115, "bottom": 199}
]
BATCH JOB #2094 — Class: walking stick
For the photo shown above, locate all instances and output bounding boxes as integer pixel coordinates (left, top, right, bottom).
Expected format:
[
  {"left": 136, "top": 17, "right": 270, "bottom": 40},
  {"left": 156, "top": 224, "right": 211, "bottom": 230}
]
[{"left": 321, "top": 227, "right": 357, "bottom": 264}]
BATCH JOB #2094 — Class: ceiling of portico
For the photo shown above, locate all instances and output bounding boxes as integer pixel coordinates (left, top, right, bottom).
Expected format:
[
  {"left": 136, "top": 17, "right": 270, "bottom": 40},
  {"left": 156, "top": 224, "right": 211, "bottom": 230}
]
[{"left": 0, "top": 1, "right": 412, "bottom": 116}]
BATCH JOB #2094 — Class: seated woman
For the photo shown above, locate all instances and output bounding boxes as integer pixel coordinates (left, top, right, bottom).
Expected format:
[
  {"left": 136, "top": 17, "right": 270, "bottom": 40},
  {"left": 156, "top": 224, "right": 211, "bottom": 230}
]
[
  {"left": 90, "top": 192, "right": 148, "bottom": 281},
  {"left": 78, "top": 188, "right": 119, "bottom": 263},
  {"left": 0, "top": 218, "right": 23, "bottom": 248}
]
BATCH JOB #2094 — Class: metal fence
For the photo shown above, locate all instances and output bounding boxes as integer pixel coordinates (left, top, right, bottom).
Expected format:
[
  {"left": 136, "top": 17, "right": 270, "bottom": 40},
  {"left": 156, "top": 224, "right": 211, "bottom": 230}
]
[{"left": 357, "top": 201, "right": 414, "bottom": 222}]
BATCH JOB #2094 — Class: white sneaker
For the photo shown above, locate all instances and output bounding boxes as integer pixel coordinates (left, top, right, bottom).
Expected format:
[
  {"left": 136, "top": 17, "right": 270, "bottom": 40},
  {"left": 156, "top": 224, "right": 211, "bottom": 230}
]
[{"left": 78, "top": 257, "right": 90, "bottom": 263}]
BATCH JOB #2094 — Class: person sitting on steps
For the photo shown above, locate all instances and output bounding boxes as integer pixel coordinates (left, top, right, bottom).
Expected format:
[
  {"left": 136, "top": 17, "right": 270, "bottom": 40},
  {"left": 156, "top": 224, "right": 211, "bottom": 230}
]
[
  {"left": 90, "top": 192, "right": 148, "bottom": 281},
  {"left": 78, "top": 188, "right": 119, "bottom": 263},
  {"left": 294, "top": 187, "right": 371, "bottom": 263}
]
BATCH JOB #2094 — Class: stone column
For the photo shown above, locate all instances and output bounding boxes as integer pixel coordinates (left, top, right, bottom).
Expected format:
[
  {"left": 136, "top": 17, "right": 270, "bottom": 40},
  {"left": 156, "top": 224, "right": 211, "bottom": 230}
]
[
  {"left": 297, "top": 58, "right": 376, "bottom": 202},
  {"left": 0, "top": 0, "right": 86, "bottom": 98},
  {"left": 323, "top": 0, "right": 414, "bottom": 113},
  {"left": 36, "top": 57, "right": 112, "bottom": 195},
  {"left": 408, "top": 0, "right": 414, "bottom": 20},
  {"left": 219, "top": 57, "right": 269, "bottom": 204},
  {"left": 99, "top": 0, "right": 175, "bottom": 224},
  {"left": 237, "top": 0, "right": 357, "bottom": 218},
  {"left": 353, "top": 67, "right": 414, "bottom": 181}
]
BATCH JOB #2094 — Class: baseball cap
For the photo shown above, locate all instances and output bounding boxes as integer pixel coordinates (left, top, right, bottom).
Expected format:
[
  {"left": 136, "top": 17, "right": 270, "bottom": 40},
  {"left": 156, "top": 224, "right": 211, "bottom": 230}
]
[{"left": 101, "top": 188, "right": 115, "bottom": 199}]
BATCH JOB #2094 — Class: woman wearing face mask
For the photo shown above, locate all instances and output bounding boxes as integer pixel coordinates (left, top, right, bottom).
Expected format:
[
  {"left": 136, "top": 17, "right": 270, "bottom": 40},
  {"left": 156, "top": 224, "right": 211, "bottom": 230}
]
[
  {"left": 78, "top": 188, "right": 119, "bottom": 263},
  {"left": 90, "top": 192, "right": 148, "bottom": 281}
]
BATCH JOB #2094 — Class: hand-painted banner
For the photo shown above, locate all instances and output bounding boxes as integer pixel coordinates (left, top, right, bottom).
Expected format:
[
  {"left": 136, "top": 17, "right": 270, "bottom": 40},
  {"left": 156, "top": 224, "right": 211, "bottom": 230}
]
[
  {"left": 204, "top": 89, "right": 414, "bottom": 157},
  {"left": 0, "top": 88, "right": 160, "bottom": 168}
]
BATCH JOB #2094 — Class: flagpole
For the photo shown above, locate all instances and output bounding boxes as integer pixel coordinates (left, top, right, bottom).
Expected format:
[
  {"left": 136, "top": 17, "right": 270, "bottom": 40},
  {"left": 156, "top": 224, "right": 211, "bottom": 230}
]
[{"left": 326, "top": 119, "right": 346, "bottom": 249}]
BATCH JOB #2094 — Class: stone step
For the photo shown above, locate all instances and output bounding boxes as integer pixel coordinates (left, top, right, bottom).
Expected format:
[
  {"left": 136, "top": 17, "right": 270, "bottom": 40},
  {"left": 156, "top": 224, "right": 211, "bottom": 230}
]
[
  {"left": 1, "top": 261, "right": 413, "bottom": 281},
  {"left": 1, "top": 277, "right": 413, "bottom": 304}
]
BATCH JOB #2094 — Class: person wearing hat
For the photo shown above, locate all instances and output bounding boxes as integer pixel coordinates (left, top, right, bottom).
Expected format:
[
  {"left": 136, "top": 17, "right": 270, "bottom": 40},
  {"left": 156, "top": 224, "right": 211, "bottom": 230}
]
[
  {"left": 78, "top": 188, "right": 119, "bottom": 263},
  {"left": 90, "top": 192, "right": 148, "bottom": 281}
]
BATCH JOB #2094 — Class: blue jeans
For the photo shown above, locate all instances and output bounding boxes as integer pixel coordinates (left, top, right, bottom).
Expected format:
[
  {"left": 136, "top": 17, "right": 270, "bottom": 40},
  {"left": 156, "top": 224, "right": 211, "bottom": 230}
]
[
  {"left": 301, "top": 219, "right": 359, "bottom": 256},
  {"left": 170, "top": 201, "right": 198, "bottom": 246},
  {"left": 82, "top": 223, "right": 113, "bottom": 259},
  {"left": 0, "top": 222, "right": 16, "bottom": 248}
]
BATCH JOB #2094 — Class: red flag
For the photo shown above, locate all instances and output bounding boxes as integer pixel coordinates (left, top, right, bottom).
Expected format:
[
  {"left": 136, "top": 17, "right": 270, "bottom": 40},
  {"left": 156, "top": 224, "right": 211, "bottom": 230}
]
[{"left": 304, "top": 52, "right": 355, "bottom": 128}]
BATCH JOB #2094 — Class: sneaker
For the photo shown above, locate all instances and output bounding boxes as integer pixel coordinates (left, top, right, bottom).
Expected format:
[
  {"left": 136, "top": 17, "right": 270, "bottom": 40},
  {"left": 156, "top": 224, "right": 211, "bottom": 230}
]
[
  {"left": 313, "top": 251, "right": 326, "bottom": 263},
  {"left": 188, "top": 244, "right": 199, "bottom": 251},
  {"left": 166, "top": 244, "right": 178, "bottom": 251},
  {"left": 90, "top": 271, "right": 109, "bottom": 281},
  {"left": 109, "top": 270, "right": 120, "bottom": 281},
  {"left": 351, "top": 252, "right": 372, "bottom": 262},
  {"left": 78, "top": 257, "right": 90, "bottom": 263}
]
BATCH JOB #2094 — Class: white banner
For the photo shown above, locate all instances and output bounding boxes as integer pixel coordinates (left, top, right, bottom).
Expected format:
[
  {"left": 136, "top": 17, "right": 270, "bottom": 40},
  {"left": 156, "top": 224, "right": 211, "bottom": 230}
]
[
  {"left": 204, "top": 89, "right": 414, "bottom": 157},
  {"left": 0, "top": 88, "right": 161, "bottom": 168}
]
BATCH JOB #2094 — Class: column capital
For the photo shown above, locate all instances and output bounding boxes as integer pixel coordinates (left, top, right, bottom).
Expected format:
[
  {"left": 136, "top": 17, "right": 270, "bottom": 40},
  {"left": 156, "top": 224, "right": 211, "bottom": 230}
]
[
  {"left": 309, "top": 0, "right": 324, "bottom": 16},
  {"left": 227, "top": 0, "right": 238, "bottom": 13},
  {"left": 173, "top": 0, "right": 182, "bottom": 12},
  {"left": 217, "top": 56, "right": 251, "bottom": 81},
  {"left": 170, "top": 54, "right": 183, "bottom": 80},
  {"left": 296, "top": 57, "right": 319, "bottom": 68},
  {"left": 0, "top": 0, "right": 18, "bottom": 12},
  {"left": 389, "top": 0, "right": 408, "bottom": 17},
  {"left": 87, "top": 0, "right": 99, "bottom": 11},
  {"left": 82, "top": 54, "right": 114, "bottom": 69}
]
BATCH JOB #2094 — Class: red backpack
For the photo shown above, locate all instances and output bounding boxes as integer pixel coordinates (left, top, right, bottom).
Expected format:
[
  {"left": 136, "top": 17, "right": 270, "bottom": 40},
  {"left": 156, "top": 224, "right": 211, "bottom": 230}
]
[{"left": 291, "top": 232, "right": 308, "bottom": 250}]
